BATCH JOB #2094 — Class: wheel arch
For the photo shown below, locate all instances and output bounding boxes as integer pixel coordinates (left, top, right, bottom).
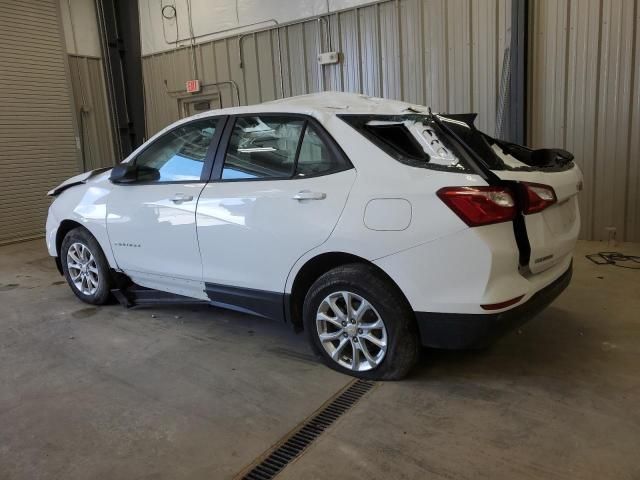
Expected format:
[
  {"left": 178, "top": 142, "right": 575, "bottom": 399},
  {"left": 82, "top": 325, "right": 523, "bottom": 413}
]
[
  {"left": 54, "top": 220, "right": 118, "bottom": 273},
  {"left": 286, "top": 251, "right": 413, "bottom": 331},
  {"left": 54, "top": 220, "right": 86, "bottom": 274},
  {"left": 56, "top": 220, "right": 84, "bottom": 256}
]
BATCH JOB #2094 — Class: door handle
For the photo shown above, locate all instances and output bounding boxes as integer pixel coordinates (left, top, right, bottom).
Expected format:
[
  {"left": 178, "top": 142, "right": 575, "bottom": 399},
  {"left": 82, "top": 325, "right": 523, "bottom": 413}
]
[
  {"left": 170, "top": 193, "right": 194, "bottom": 204},
  {"left": 292, "top": 190, "right": 326, "bottom": 201}
]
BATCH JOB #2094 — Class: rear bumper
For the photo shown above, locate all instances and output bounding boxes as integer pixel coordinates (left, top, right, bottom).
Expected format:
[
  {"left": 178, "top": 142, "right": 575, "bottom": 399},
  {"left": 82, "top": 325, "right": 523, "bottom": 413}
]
[{"left": 415, "top": 262, "right": 572, "bottom": 349}]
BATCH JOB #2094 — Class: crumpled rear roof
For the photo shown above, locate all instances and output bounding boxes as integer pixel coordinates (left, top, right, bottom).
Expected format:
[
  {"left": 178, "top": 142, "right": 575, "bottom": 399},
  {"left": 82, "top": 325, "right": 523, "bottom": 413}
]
[
  {"left": 261, "top": 91, "right": 430, "bottom": 114},
  {"left": 191, "top": 91, "right": 432, "bottom": 118}
]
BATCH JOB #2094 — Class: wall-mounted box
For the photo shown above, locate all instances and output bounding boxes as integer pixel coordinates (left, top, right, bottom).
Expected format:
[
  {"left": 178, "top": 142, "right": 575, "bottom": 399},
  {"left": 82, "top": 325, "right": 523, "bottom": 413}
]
[{"left": 317, "top": 52, "right": 340, "bottom": 65}]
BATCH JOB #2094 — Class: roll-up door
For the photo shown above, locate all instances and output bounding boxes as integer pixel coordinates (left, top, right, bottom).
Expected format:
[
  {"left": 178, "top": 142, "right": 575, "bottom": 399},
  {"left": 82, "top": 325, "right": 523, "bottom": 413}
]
[{"left": 0, "top": 0, "right": 80, "bottom": 244}]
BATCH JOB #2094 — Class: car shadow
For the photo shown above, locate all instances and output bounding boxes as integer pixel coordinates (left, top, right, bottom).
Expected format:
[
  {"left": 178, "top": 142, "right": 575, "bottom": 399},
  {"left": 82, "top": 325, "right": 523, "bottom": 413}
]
[
  {"left": 408, "top": 305, "right": 598, "bottom": 382},
  {"left": 118, "top": 302, "right": 317, "bottom": 360},
  {"left": 72, "top": 299, "right": 603, "bottom": 383}
]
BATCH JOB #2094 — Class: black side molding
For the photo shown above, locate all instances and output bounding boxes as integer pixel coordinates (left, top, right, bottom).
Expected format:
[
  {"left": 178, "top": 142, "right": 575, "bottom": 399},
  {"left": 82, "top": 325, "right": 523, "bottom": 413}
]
[
  {"left": 107, "top": 281, "right": 290, "bottom": 322},
  {"left": 204, "top": 283, "right": 285, "bottom": 321},
  {"left": 111, "top": 285, "right": 208, "bottom": 308}
]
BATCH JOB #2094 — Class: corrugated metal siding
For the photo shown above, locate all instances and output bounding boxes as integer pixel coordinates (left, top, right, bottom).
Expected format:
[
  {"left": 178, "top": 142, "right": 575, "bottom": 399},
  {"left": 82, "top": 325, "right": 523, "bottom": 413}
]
[
  {"left": 141, "top": 0, "right": 512, "bottom": 137},
  {"left": 67, "top": 55, "right": 116, "bottom": 170},
  {"left": 530, "top": 0, "right": 640, "bottom": 241},
  {"left": 0, "top": 0, "right": 80, "bottom": 244}
]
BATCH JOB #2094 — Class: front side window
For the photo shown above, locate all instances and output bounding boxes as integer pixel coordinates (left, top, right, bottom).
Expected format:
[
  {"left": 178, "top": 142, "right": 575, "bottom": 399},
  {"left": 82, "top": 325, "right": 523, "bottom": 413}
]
[{"left": 135, "top": 118, "right": 219, "bottom": 182}]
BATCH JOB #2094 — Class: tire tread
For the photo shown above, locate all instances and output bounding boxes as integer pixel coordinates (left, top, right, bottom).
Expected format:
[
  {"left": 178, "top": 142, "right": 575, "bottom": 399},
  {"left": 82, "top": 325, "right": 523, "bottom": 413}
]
[{"left": 303, "top": 263, "right": 420, "bottom": 380}]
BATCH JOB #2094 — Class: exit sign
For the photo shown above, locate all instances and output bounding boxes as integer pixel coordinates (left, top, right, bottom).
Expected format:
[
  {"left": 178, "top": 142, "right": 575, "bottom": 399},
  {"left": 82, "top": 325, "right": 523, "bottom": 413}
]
[{"left": 186, "top": 79, "right": 201, "bottom": 93}]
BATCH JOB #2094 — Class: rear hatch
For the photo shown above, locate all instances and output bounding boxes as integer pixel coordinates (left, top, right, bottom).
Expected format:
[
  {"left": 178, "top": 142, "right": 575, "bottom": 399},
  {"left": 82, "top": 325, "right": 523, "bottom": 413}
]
[{"left": 438, "top": 114, "right": 582, "bottom": 274}]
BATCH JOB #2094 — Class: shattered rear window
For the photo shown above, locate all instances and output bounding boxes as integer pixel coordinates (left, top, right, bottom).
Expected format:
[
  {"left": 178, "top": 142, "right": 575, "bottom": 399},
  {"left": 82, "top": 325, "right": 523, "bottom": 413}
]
[
  {"left": 338, "top": 114, "right": 473, "bottom": 173},
  {"left": 439, "top": 116, "right": 575, "bottom": 172},
  {"left": 341, "top": 113, "right": 575, "bottom": 174}
]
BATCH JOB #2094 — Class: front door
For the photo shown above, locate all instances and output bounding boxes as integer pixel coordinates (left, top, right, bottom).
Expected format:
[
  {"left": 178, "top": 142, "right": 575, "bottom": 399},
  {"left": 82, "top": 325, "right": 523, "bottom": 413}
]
[
  {"left": 196, "top": 114, "right": 356, "bottom": 317},
  {"left": 106, "top": 117, "right": 224, "bottom": 299}
]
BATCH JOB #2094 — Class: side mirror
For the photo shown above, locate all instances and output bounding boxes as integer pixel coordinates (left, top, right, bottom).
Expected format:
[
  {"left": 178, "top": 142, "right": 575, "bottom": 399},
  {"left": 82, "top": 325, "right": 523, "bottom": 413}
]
[
  {"left": 109, "top": 164, "right": 137, "bottom": 183},
  {"left": 109, "top": 164, "right": 160, "bottom": 184}
]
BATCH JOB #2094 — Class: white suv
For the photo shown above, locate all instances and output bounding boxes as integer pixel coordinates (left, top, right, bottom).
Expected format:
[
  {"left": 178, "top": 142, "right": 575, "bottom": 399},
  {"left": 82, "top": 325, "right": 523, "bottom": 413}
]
[{"left": 46, "top": 92, "right": 582, "bottom": 380}]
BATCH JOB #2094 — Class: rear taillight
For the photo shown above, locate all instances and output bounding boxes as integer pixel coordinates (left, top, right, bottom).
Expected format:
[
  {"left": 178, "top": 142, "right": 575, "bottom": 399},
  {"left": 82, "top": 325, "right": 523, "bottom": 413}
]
[
  {"left": 437, "top": 186, "right": 516, "bottom": 227},
  {"left": 521, "top": 182, "right": 556, "bottom": 214}
]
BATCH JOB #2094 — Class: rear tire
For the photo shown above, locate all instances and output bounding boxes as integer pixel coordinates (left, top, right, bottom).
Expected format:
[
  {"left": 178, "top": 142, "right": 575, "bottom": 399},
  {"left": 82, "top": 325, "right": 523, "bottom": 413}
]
[
  {"left": 61, "top": 227, "right": 113, "bottom": 305},
  {"left": 303, "top": 263, "right": 420, "bottom": 380}
]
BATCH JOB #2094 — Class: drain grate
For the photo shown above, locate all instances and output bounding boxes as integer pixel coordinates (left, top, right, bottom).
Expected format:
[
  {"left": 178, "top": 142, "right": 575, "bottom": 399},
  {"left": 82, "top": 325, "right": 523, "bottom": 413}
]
[{"left": 240, "top": 379, "right": 376, "bottom": 480}]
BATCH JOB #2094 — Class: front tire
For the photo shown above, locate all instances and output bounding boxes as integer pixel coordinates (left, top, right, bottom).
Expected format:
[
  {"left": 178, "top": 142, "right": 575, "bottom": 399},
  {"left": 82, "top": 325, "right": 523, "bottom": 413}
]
[
  {"left": 61, "top": 227, "right": 113, "bottom": 305},
  {"left": 303, "top": 263, "right": 420, "bottom": 380}
]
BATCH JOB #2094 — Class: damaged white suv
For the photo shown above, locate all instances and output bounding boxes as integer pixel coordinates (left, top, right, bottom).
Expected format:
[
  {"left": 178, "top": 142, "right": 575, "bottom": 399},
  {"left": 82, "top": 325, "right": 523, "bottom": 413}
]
[{"left": 46, "top": 92, "right": 581, "bottom": 380}]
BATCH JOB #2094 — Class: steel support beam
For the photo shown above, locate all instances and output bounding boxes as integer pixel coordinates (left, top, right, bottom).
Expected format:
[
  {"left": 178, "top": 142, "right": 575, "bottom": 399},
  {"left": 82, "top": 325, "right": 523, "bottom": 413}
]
[
  {"left": 507, "top": 0, "right": 529, "bottom": 144},
  {"left": 96, "top": 0, "right": 146, "bottom": 160}
]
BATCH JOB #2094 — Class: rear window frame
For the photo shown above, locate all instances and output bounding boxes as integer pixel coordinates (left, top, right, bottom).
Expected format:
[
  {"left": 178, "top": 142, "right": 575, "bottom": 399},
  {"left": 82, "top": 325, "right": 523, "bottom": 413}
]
[
  {"left": 339, "top": 113, "right": 576, "bottom": 176},
  {"left": 337, "top": 113, "right": 476, "bottom": 174}
]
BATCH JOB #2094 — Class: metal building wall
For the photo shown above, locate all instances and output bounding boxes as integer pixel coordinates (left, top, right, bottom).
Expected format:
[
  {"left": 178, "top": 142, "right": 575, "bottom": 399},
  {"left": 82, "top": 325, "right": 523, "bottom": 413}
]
[
  {"left": 0, "top": 0, "right": 80, "bottom": 244},
  {"left": 67, "top": 55, "right": 116, "bottom": 170},
  {"left": 529, "top": 0, "right": 640, "bottom": 242},
  {"left": 142, "top": 0, "right": 511, "bottom": 137}
]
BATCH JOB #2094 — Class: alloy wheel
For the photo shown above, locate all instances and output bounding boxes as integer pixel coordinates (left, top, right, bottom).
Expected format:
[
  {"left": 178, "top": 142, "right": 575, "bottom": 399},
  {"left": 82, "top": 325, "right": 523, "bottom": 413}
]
[
  {"left": 67, "top": 242, "right": 100, "bottom": 296},
  {"left": 316, "top": 290, "right": 388, "bottom": 371}
]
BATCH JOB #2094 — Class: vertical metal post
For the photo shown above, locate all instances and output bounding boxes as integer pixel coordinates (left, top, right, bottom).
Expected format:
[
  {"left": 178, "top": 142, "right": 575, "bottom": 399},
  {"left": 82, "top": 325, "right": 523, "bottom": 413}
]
[
  {"left": 507, "top": 0, "right": 529, "bottom": 144},
  {"left": 96, "top": 0, "right": 146, "bottom": 159}
]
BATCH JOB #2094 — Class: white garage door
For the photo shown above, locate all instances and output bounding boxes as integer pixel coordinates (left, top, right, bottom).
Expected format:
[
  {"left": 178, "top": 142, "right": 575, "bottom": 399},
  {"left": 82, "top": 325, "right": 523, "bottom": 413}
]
[{"left": 0, "top": 0, "right": 80, "bottom": 244}]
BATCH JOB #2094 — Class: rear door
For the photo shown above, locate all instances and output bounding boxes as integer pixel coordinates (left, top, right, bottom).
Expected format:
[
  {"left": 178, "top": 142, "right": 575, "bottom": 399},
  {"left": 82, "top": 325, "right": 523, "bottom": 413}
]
[
  {"left": 440, "top": 115, "right": 582, "bottom": 274},
  {"left": 196, "top": 114, "right": 356, "bottom": 318}
]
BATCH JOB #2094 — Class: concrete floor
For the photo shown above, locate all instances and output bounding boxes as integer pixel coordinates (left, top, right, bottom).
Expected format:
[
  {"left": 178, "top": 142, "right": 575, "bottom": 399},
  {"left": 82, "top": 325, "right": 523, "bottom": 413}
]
[{"left": 0, "top": 240, "right": 638, "bottom": 480}]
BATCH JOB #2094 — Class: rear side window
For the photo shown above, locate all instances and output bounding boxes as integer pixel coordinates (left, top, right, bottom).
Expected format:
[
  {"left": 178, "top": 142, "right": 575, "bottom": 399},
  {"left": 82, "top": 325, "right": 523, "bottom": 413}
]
[
  {"left": 296, "top": 125, "right": 342, "bottom": 177},
  {"left": 363, "top": 124, "right": 426, "bottom": 160},
  {"left": 222, "top": 115, "right": 351, "bottom": 180},
  {"left": 222, "top": 116, "right": 304, "bottom": 180},
  {"left": 338, "top": 114, "right": 473, "bottom": 173}
]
